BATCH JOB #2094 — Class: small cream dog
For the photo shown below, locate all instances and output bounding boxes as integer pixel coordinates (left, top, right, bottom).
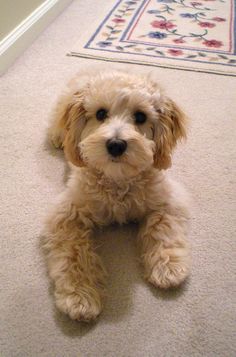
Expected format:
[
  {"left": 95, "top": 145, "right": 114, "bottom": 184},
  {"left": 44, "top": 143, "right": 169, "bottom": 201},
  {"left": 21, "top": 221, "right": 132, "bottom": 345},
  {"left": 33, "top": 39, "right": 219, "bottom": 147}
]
[{"left": 43, "top": 69, "right": 191, "bottom": 322}]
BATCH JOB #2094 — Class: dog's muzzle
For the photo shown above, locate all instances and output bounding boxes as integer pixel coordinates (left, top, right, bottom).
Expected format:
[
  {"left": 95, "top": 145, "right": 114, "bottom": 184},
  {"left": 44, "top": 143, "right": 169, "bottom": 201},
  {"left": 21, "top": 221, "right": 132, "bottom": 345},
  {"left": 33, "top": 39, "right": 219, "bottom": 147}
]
[{"left": 106, "top": 139, "right": 127, "bottom": 157}]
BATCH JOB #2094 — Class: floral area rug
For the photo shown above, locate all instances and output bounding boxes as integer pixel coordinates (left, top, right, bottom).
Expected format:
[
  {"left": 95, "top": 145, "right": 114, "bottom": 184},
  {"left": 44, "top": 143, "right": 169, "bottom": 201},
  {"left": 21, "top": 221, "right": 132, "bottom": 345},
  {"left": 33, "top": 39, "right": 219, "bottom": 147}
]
[{"left": 70, "top": 0, "right": 236, "bottom": 76}]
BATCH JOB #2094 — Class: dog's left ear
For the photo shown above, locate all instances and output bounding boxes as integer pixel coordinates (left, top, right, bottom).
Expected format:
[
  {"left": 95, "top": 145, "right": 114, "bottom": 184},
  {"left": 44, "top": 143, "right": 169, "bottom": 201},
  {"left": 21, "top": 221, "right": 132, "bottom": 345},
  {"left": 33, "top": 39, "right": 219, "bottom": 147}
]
[{"left": 153, "top": 96, "right": 187, "bottom": 170}]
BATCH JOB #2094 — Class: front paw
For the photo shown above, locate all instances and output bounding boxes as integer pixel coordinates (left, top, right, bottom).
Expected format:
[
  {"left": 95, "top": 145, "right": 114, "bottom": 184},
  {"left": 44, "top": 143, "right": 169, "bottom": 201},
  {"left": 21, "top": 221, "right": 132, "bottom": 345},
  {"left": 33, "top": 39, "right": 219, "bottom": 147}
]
[
  {"left": 55, "top": 287, "right": 102, "bottom": 322},
  {"left": 145, "top": 247, "right": 191, "bottom": 289}
]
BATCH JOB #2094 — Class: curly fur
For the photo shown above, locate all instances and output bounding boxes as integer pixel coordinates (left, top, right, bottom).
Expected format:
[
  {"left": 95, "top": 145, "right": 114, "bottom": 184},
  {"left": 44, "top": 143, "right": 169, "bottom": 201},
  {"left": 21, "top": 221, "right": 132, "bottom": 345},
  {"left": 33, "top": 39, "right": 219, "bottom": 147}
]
[{"left": 43, "top": 69, "right": 191, "bottom": 322}]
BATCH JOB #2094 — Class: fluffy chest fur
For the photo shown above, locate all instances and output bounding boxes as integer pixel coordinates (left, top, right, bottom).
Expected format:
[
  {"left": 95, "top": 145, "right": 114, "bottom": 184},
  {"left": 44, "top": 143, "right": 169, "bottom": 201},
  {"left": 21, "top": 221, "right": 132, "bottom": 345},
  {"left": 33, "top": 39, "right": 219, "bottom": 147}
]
[{"left": 68, "top": 168, "right": 159, "bottom": 225}]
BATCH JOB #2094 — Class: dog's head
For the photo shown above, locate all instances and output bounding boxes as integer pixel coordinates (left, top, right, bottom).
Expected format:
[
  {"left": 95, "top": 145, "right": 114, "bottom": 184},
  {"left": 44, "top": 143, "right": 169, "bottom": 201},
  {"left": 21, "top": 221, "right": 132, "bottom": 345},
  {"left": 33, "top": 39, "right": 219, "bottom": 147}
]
[{"left": 58, "top": 71, "right": 187, "bottom": 179}]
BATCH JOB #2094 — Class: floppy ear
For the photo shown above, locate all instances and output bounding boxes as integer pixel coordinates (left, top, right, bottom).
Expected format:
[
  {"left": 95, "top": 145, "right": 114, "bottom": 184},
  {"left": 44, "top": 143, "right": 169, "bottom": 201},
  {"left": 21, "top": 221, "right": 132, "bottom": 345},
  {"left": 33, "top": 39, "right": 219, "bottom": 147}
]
[
  {"left": 153, "top": 97, "right": 187, "bottom": 170},
  {"left": 52, "top": 91, "right": 87, "bottom": 167}
]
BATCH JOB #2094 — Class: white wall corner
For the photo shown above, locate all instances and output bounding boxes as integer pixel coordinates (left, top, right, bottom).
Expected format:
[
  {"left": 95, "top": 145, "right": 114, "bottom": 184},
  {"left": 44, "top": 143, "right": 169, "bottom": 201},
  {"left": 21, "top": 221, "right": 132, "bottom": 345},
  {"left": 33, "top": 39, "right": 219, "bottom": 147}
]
[{"left": 0, "top": 0, "right": 73, "bottom": 75}]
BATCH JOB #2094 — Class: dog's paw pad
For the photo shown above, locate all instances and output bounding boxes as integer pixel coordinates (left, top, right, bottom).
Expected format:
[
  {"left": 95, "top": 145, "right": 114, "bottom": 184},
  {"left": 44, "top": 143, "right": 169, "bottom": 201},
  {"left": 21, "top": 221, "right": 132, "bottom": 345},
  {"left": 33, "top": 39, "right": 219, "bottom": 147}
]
[
  {"left": 47, "top": 126, "right": 63, "bottom": 149},
  {"left": 149, "top": 261, "right": 189, "bottom": 289},
  {"left": 55, "top": 291, "right": 102, "bottom": 322},
  {"left": 49, "top": 135, "right": 63, "bottom": 149}
]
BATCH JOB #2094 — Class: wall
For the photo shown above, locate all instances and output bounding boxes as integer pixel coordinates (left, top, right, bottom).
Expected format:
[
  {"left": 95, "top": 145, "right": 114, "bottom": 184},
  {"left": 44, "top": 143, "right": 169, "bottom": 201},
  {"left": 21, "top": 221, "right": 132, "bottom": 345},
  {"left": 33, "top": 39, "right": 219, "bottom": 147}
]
[
  {"left": 0, "top": 0, "right": 45, "bottom": 41},
  {"left": 0, "top": 0, "right": 72, "bottom": 74}
]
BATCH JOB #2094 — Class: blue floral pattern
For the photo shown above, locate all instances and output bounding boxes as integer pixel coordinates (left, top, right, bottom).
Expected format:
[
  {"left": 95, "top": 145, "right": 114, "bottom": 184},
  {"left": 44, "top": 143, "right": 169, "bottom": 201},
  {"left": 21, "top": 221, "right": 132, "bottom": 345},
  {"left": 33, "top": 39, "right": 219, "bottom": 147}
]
[
  {"left": 180, "top": 13, "right": 195, "bottom": 18},
  {"left": 148, "top": 31, "right": 168, "bottom": 39}
]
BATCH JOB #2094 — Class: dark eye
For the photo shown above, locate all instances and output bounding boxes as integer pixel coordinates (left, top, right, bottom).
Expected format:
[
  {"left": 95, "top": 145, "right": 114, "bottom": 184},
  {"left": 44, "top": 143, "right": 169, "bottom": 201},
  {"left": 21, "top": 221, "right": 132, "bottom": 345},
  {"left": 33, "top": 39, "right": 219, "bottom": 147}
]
[
  {"left": 96, "top": 109, "right": 108, "bottom": 121},
  {"left": 134, "top": 111, "right": 147, "bottom": 124}
]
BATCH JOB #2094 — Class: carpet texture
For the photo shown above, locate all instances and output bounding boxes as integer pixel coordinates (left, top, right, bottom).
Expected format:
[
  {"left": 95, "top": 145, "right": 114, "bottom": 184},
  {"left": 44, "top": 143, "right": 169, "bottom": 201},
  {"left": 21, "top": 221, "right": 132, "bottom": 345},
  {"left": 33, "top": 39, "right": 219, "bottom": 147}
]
[
  {"left": 70, "top": 0, "right": 236, "bottom": 76},
  {"left": 0, "top": 1, "right": 236, "bottom": 356}
]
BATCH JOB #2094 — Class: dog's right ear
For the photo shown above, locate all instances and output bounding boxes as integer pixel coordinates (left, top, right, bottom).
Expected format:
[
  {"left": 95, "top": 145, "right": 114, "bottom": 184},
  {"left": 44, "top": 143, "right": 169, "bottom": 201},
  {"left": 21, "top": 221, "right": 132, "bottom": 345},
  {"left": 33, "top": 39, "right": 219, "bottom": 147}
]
[{"left": 52, "top": 91, "right": 87, "bottom": 167}]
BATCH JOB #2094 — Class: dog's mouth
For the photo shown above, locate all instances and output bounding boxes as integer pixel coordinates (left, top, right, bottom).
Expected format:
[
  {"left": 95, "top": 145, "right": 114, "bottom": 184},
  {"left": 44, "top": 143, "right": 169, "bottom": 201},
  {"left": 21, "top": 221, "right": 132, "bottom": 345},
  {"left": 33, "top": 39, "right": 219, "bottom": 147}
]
[
  {"left": 111, "top": 157, "right": 121, "bottom": 163},
  {"left": 110, "top": 155, "right": 139, "bottom": 172},
  {"left": 109, "top": 153, "right": 128, "bottom": 164}
]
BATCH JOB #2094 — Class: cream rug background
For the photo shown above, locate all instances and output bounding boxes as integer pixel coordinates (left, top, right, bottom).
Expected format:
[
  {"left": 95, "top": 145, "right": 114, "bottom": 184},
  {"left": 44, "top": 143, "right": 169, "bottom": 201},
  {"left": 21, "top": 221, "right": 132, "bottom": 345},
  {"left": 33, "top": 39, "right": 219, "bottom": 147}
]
[{"left": 0, "top": 1, "right": 236, "bottom": 356}]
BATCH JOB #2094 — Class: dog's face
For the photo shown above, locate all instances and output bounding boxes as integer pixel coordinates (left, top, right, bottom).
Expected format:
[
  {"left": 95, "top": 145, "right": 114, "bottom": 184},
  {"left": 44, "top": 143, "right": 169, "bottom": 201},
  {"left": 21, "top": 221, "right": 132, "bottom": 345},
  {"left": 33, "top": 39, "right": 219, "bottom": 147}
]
[{"left": 61, "top": 71, "right": 187, "bottom": 179}]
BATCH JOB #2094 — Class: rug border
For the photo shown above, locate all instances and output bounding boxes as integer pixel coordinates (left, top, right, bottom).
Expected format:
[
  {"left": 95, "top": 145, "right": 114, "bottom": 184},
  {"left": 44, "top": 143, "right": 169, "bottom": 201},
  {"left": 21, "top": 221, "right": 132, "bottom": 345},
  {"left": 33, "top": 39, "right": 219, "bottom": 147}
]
[{"left": 68, "top": 52, "right": 236, "bottom": 77}]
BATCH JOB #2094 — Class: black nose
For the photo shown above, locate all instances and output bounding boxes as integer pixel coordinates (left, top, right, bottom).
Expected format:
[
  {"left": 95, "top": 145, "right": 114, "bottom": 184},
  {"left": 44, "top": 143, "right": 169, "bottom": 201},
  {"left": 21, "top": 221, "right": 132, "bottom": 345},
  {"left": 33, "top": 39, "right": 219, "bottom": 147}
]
[{"left": 106, "top": 139, "right": 127, "bottom": 157}]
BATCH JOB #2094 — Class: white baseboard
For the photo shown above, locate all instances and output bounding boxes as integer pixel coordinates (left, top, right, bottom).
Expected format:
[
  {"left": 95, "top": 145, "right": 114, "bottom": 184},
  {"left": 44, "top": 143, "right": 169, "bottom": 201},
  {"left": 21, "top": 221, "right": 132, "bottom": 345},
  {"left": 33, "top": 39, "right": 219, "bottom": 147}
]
[{"left": 0, "top": 0, "right": 73, "bottom": 75}]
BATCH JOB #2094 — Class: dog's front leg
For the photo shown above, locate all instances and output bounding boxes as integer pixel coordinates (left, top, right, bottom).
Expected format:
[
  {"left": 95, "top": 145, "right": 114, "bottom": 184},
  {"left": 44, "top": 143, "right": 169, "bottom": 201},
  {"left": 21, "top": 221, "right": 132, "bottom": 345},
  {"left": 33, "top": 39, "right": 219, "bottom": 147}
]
[
  {"left": 43, "top": 200, "right": 107, "bottom": 321},
  {"left": 138, "top": 209, "right": 191, "bottom": 289}
]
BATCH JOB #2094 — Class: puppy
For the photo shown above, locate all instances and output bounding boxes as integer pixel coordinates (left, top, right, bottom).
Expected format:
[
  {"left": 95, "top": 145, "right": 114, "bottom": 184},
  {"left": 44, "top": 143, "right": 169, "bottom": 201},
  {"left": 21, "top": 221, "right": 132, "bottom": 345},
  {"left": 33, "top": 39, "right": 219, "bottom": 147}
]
[{"left": 43, "top": 69, "right": 191, "bottom": 322}]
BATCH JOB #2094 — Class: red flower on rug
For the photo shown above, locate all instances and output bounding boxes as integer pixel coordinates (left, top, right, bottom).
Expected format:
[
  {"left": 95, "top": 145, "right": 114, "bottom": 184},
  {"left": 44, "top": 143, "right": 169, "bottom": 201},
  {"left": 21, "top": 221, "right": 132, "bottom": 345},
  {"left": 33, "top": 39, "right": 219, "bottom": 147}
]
[
  {"left": 199, "top": 22, "right": 215, "bottom": 28},
  {"left": 112, "top": 18, "right": 125, "bottom": 23},
  {"left": 151, "top": 20, "right": 176, "bottom": 30},
  {"left": 168, "top": 49, "right": 183, "bottom": 56},
  {"left": 212, "top": 17, "right": 226, "bottom": 22},
  {"left": 173, "top": 38, "right": 185, "bottom": 44},
  {"left": 203, "top": 39, "right": 223, "bottom": 48}
]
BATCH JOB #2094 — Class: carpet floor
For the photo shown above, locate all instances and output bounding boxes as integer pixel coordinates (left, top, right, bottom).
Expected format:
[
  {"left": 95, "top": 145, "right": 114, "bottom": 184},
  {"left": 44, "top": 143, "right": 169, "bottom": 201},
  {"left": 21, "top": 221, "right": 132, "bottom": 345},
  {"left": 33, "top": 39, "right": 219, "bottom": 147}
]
[{"left": 0, "top": 1, "right": 235, "bottom": 356}]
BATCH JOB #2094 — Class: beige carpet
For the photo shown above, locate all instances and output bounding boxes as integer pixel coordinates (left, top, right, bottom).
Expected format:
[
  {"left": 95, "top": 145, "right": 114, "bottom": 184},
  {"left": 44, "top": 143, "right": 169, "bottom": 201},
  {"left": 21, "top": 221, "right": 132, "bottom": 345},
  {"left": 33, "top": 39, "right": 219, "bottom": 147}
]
[{"left": 0, "top": 1, "right": 236, "bottom": 356}]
